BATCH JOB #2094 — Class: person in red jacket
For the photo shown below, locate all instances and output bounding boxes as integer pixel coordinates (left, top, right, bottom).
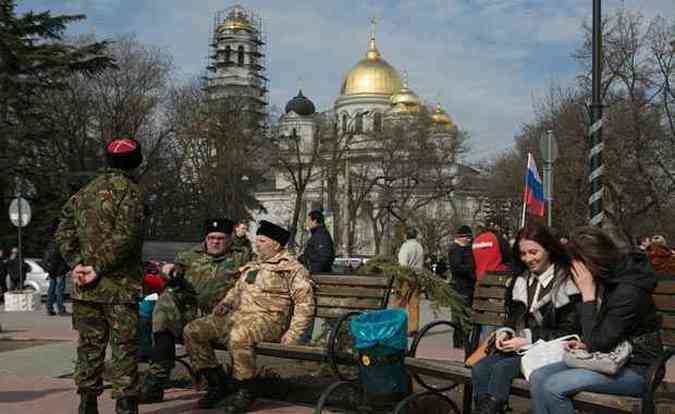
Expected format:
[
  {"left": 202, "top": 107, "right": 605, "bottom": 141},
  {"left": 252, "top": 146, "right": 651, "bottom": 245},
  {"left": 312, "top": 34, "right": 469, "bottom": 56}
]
[{"left": 472, "top": 224, "right": 513, "bottom": 283}]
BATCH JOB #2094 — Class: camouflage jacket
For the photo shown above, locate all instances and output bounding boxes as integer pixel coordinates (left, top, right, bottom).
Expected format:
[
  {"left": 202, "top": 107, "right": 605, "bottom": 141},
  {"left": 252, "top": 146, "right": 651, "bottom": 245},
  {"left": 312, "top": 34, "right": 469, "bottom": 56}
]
[
  {"left": 55, "top": 169, "right": 145, "bottom": 304},
  {"left": 171, "top": 243, "right": 248, "bottom": 312},
  {"left": 223, "top": 250, "right": 315, "bottom": 344}
]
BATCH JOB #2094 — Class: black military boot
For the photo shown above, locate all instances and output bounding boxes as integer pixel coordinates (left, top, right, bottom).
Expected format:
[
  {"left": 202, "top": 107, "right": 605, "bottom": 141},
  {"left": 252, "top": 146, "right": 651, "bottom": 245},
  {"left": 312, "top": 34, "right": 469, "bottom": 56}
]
[
  {"left": 139, "top": 332, "right": 175, "bottom": 404},
  {"left": 197, "top": 365, "right": 229, "bottom": 408},
  {"left": 475, "top": 394, "right": 504, "bottom": 414},
  {"left": 222, "top": 379, "right": 257, "bottom": 414},
  {"left": 78, "top": 393, "right": 99, "bottom": 414},
  {"left": 115, "top": 396, "right": 139, "bottom": 414}
]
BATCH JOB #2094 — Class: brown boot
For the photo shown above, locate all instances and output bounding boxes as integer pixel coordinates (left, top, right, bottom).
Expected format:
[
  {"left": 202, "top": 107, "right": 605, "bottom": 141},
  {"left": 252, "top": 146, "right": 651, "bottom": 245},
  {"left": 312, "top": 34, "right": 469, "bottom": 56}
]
[
  {"left": 222, "top": 380, "right": 256, "bottom": 414},
  {"left": 78, "top": 393, "right": 99, "bottom": 414},
  {"left": 197, "top": 366, "right": 230, "bottom": 409}
]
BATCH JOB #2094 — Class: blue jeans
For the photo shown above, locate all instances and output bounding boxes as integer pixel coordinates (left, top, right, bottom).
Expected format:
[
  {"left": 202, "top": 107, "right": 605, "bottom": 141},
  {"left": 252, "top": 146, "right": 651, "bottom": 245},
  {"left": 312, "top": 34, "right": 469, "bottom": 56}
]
[
  {"left": 471, "top": 353, "right": 522, "bottom": 403},
  {"left": 47, "top": 275, "right": 66, "bottom": 313},
  {"left": 529, "top": 361, "right": 645, "bottom": 414}
]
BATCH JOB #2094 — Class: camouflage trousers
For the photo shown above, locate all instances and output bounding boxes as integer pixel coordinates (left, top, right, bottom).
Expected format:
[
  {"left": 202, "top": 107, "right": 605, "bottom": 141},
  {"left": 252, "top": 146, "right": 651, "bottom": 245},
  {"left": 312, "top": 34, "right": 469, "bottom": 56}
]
[
  {"left": 73, "top": 300, "right": 139, "bottom": 399},
  {"left": 183, "top": 311, "right": 286, "bottom": 380},
  {"left": 147, "top": 289, "right": 198, "bottom": 379}
]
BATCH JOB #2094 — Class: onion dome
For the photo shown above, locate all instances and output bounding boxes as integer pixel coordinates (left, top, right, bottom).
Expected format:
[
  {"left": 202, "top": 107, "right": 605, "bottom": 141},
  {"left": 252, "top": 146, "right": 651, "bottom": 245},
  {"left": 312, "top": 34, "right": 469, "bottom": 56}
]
[
  {"left": 218, "top": 5, "right": 253, "bottom": 32},
  {"left": 285, "top": 90, "right": 316, "bottom": 116},
  {"left": 389, "top": 72, "right": 421, "bottom": 113},
  {"left": 340, "top": 30, "right": 402, "bottom": 96},
  {"left": 431, "top": 103, "right": 457, "bottom": 130}
]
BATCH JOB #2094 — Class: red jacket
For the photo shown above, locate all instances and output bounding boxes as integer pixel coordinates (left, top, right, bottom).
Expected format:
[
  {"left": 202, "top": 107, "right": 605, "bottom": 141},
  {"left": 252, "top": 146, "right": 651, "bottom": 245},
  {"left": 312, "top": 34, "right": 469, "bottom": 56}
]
[{"left": 472, "top": 231, "right": 510, "bottom": 282}]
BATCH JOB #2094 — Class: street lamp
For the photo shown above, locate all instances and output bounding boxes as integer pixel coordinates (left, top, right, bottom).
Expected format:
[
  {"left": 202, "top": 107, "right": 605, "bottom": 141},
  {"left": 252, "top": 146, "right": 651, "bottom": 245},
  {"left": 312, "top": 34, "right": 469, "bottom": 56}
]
[{"left": 342, "top": 144, "right": 351, "bottom": 256}]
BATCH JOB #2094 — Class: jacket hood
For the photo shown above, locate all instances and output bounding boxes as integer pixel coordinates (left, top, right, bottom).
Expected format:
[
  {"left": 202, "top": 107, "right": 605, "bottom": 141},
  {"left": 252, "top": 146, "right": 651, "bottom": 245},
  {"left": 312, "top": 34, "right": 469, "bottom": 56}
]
[{"left": 604, "top": 252, "right": 656, "bottom": 292}]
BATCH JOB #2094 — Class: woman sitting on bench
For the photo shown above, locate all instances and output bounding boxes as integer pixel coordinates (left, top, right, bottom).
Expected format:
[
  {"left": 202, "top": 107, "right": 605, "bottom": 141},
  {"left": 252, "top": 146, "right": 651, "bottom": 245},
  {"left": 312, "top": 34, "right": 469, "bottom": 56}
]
[
  {"left": 471, "top": 222, "right": 582, "bottom": 414},
  {"left": 529, "top": 226, "right": 663, "bottom": 414}
]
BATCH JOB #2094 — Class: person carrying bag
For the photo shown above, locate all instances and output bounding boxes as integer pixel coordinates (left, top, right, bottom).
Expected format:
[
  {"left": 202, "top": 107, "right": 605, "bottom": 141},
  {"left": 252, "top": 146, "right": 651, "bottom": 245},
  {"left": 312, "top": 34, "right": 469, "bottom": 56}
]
[
  {"left": 528, "top": 226, "right": 663, "bottom": 414},
  {"left": 469, "top": 222, "right": 582, "bottom": 414}
]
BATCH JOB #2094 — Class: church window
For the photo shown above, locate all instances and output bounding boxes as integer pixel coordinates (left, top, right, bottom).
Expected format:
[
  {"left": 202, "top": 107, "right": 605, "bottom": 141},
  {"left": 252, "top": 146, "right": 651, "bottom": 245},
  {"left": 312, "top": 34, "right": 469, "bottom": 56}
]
[
  {"left": 355, "top": 113, "right": 363, "bottom": 133},
  {"left": 238, "top": 46, "right": 245, "bottom": 65},
  {"left": 224, "top": 45, "right": 232, "bottom": 63},
  {"left": 373, "top": 112, "right": 382, "bottom": 132}
]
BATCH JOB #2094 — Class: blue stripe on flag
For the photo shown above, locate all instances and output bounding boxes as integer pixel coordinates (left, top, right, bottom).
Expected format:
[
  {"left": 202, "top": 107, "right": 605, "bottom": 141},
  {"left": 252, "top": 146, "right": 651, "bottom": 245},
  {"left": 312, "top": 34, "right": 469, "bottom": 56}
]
[{"left": 526, "top": 170, "right": 544, "bottom": 201}]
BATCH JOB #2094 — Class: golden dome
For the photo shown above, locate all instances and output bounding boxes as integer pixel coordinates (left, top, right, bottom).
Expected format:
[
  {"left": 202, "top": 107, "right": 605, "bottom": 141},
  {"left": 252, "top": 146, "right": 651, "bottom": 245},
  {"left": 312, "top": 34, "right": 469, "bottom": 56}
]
[
  {"left": 431, "top": 104, "right": 457, "bottom": 129},
  {"left": 340, "top": 33, "right": 402, "bottom": 96},
  {"left": 389, "top": 72, "right": 421, "bottom": 112},
  {"left": 219, "top": 6, "right": 252, "bottom": 32}
]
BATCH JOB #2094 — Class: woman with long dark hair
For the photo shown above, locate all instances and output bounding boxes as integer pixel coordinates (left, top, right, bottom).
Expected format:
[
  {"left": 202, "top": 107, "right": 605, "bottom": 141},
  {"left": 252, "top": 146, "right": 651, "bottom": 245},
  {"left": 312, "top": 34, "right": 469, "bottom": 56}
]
[
  {"left": 529, "top": 226, "right": 663, "bottom": 414},
  {"left": 471, "top": 221, "right": 581, "bottom": 413}
]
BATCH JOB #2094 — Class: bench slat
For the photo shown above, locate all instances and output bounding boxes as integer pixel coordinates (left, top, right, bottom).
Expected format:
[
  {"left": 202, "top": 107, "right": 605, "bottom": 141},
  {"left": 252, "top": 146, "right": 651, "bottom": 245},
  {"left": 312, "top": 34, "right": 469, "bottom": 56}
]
[
  {"left": 662, "top": 330, "right": 675, "bottom": 348},
  {"left": 474, "top": 287, "right": 506, "bottom": 300},
  {"left": 654, "top": 280, "right": 675, "bottom": 294},
  {"left": 312, "top": 274, "right": 391, "bottom": 287},
  {"left": 317, "top": 307, "right": 365, "bottom": 319},
  {"left": 471, "top": 312, "right": 506, "bottom": 326},
  {"left": 654, "top": 295, "right": 675, "bottom": 312},
  {"left": 316, "top": 297, "right": 384, "bottom": 310},
  {"left": 317, "top": 286, "right": 386, "bottom": 299},
  {"left": 480, "top": 273, "right": 511, "bottom": 287},
  {"left": 662, "top": 315, "right": 675, "bottom": 330},
  {"left": 473, "top": 299, "right": 505, "bottom": 313}
]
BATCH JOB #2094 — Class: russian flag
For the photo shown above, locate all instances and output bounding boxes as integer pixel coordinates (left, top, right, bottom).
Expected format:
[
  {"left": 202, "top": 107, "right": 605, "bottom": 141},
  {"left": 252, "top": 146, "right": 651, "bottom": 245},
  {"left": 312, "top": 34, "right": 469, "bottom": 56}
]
[{"left": 525, "top": 153, "right": 545, "bottom": 216}]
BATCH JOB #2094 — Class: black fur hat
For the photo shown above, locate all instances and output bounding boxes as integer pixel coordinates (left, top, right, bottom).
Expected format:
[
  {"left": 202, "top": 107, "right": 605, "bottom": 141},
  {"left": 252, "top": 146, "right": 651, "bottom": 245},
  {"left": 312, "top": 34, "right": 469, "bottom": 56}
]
[
  {"left": 256, "top": 220, "right": 290, "bottom": 246},
  {"left": 204, "top": 218, "right": 235, "bottom": 235}
]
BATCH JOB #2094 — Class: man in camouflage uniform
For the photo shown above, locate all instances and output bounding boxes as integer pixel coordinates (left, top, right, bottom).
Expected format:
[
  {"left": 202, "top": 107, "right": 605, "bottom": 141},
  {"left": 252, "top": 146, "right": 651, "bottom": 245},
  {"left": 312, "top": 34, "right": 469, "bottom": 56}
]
[
  {"left": 183, "top": 220, "right": 315, "bottom": 412},
  {"left": 139, "top": 218, "right": 250, "bottom": 403},
  {"left": 55, "top": 138, "right": 145, "bottom": 414}
]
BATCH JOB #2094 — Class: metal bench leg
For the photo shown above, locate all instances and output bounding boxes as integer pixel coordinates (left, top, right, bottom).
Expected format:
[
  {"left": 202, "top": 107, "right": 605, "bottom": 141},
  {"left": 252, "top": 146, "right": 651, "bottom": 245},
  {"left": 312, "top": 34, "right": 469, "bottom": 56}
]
[
  {"left": 315, "top": 380, "right": 362, "bottom": 414},
  {"left": 393, "top": 390, "right": 460, "bottom": 414}
]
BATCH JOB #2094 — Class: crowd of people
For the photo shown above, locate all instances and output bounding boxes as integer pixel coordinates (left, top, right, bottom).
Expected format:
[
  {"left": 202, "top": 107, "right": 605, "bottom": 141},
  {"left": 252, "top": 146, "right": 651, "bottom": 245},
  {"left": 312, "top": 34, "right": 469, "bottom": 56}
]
[{"left": 22, "top": 135, "right": 668, "bottom": 413}]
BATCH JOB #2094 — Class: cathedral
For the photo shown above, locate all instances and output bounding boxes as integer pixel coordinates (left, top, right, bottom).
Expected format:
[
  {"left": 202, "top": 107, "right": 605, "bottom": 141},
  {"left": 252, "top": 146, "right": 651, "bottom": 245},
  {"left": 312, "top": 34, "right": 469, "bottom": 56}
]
[{"left": 207, "top": 4, "right": 483, "bottom": 256}]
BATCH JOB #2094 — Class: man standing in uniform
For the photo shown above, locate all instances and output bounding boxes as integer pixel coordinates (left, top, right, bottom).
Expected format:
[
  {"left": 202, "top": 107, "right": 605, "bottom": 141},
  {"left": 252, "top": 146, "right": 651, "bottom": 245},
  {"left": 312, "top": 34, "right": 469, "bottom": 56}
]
[
  {"left": 298, "top": 209, "right": 335, "bottom": 273},
  {"left": 183, "top": 220, "right": 315, "bottom": 412},
  {"left": 447, "top": 225, "right": 475, "bottom": 347},
  {"left": 139, "top": 218, "right": 249, "bottom": 403},
  {"left": 56, "top": 138, "right": 145, "bottom": 414}
]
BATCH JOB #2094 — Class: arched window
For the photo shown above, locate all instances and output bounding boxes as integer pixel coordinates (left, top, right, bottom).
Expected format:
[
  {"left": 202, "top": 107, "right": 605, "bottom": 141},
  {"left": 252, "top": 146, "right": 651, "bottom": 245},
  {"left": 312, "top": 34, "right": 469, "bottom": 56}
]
[
  {"left": 373, "top": 112, "right": 382, "bottom": 132},
  {"left": 355, "top": 113, "right": 363, "bottom": 133},
  {"left": 292, "top": 128, "right": 298, "bottom": 138},
  {"left": 342, "top": 114, "right": 348, "bottom": 132},
  {"left": 237, "top": 46, "right": 245, "bottom": 65},
  {"left": 224, "top": 45, "right": 232, "bottom": 63}
]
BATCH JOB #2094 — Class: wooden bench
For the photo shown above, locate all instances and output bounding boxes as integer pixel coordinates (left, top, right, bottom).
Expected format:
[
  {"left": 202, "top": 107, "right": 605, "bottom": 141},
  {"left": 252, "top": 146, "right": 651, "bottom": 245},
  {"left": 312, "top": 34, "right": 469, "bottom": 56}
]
[
  {"left": 400, "top": 271, "right": 675, "bottom": 414},
  {"left": 175, "top": 272, "right": 394, "bottom": 383}
]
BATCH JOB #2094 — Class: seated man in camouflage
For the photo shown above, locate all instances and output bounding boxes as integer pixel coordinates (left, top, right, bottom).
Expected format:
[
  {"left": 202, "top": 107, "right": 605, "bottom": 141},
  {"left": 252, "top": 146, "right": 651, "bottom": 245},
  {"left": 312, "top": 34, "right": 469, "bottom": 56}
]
[
  {"left": 183, "top": 220, "right": 315, "bottom": 412},
  {"left": 139, "top": 218, "right": 250, "bottom": 403}
]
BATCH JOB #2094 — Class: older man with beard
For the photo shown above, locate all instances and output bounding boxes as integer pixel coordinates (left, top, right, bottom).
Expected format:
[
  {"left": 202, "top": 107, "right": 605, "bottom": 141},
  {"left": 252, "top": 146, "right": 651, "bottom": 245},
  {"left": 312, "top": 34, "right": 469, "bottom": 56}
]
[
  {"left": 139, "top": 218, "right": 248, "bottom": 404},
  {"left": 183, "top": 220, "right": 315, "bottom": 412}
]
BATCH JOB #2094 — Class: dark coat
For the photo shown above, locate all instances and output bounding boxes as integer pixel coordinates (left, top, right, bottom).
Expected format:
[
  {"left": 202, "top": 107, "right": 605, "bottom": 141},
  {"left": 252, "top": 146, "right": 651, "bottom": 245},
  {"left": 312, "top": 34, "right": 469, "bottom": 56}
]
[
  {"left": 448, "top": 242, "right": 475, "bottom": 295},
  {"left": 580, "top": 253, "right": 662, "bottom": 376},
  {"left": 505, "top": 265, "right": 582, "bottom": 342},
  {"left": 42, "top": 240, "right": 69, "bottom": 278},
  {"left": 5, "top": 257, "right": 29, "bottom": 283},
  {"left": 299, "top": 225, "right": 335, "bottom": 273}
]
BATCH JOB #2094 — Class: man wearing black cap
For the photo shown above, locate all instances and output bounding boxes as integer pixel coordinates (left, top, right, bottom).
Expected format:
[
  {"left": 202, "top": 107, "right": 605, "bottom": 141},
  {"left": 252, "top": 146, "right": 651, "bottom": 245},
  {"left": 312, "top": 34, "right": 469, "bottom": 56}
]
[
  {"left": 139, "top": 218, "right": 249, "bottom": 404},
  {"left": 299, "top": 209, "right": 335, "bottom": 273},
  {"left": 56, "top": 138, "right": 145, "bottom": 414},
  {"left": 448, "top": 224, "right": 475, "bottom": 347},
  {"left": 183, "top": 220, "right": 315, "bottom": 413}
]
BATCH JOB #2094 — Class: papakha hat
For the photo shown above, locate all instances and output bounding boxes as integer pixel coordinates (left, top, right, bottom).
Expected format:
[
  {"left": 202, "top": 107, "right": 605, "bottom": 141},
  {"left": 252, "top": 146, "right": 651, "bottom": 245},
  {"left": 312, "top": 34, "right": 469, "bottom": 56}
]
[
  {"left": 106, "top": 138, "right": 143, "bottom": 171},
  {"left": 204, "top": 218, "right": 235, "bottom": 235},
  {"left": 256, "top": 220, "right": 290, "bottom": 246}
]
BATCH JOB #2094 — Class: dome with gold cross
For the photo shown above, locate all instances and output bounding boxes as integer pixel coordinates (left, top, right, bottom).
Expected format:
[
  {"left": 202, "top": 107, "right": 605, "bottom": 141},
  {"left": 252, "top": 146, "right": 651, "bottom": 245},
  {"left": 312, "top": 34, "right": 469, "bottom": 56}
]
[
  {"left": 218, "top": 5, "right": 253, "bottom": 32},
  {"left": 431, "top": 103, "right": 457, "bottom": 130},
  {"left": 340, "top": 30, "right": 402, "bottom": 96},
  {"left": 389, "top": 72, "right": 421, "bottom": 113}
]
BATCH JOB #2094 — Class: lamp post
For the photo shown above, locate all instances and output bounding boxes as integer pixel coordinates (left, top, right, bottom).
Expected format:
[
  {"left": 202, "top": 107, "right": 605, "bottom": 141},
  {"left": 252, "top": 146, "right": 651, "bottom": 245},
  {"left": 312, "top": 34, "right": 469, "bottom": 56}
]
[{"left": 342, "top": 144, "right": 351, "bottom": 256}]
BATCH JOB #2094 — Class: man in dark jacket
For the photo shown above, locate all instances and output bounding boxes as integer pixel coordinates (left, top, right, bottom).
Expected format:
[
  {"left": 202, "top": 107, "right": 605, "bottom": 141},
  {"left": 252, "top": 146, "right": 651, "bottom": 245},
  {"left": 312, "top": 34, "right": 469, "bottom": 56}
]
[
  {"left": 299, "top": 210, "right": 335, "bottom": 273},
  {"left": 448, "top": 225, "right": 475, "bottom": 347},
  {"left": 6, "top": 247, "right": 29, "bottom": 291},
  {"left": 43, "top": 238, "right": 70, "bottom": 316}
]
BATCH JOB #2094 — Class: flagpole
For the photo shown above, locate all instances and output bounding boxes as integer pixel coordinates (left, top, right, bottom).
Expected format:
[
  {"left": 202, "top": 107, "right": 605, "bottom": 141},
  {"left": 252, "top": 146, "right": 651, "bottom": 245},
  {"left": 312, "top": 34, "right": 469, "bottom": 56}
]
[{"left": 520, "top": 153, "right": 530, "bottom": 229}]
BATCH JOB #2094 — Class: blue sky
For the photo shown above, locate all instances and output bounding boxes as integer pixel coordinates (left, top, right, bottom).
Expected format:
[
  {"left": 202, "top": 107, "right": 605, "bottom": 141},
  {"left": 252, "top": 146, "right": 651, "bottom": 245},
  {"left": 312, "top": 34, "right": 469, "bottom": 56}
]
[{"left": 18, "top": 0, "right": 675, "bottom": 161}]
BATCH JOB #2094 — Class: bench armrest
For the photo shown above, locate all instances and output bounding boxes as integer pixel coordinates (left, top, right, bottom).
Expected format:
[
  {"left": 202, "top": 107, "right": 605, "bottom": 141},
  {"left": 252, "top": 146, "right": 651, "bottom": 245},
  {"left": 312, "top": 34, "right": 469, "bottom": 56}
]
[
  {"left": 646, "top": 349, "right": 675, "bottom": 393},
  {"left": 409, "top": 319, "right": 465, "bottom": 358}
]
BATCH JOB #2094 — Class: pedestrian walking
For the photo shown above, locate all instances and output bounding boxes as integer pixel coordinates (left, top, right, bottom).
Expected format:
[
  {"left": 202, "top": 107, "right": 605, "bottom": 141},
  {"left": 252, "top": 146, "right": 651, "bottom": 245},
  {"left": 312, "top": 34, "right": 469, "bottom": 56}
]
[
  {"left": 298, "top": 209, "right": 335, "bottom": 273},
  {"left": 55, "top": 137, "right": 146, "bottom": 414},
  {"left": 6, "top": 247, "right": 29, "bottom": 291},
  {"left": 448, "top": 224, "right": 475, "bottom": 347},
  {"left": 395, "top": 226, "right": 425, "bottom": 336},
  {"left": 43, "top": 233, "right": 69, "bottom": 316}
]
